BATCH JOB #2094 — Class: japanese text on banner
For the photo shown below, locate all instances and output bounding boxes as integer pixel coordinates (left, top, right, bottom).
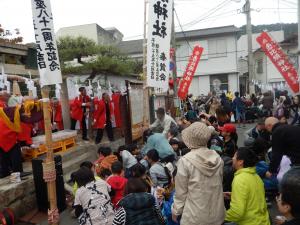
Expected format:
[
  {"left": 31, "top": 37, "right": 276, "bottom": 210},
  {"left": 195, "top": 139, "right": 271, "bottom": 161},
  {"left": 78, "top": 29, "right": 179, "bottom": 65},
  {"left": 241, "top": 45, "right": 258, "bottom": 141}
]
[
  {"left": 147, "top": 0, "right": 173, "bottom": 90},
  {"left": 256, "top": 31, "right": 299, "bottom": 93},
  {"left": 178, "top": 45, "right": 203, "bottom": 99},
  {"left": 31, "top": 0, "right": 62, "bottom": 87}
]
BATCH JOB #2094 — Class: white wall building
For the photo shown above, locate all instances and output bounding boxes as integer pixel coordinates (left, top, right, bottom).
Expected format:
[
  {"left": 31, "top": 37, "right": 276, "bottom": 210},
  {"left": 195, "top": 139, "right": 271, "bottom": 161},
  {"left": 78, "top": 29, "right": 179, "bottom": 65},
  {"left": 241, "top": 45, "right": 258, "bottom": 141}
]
[
  {"left": 237, "top": 30, "right": 285, "bottom": 94},
  {"left": 253, "top": 34, "right": 298, "bottom": 93},
  {"left": 175, "top": 26, "right": 239, "bottom": 96},
  {"left": 119, "top": 25, "right": 240, "bottom": 96},
  {"left": 237, "top": 30, "right": 284, "bottom": 59},
  {"left": 56, "top": 23, "right": 123, "bottom": 46}
]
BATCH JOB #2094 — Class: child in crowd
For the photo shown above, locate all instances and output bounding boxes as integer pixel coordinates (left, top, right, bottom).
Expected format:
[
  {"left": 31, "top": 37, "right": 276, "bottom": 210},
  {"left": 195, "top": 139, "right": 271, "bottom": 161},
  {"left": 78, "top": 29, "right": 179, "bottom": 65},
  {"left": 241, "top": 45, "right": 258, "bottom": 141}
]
[
  {"left": 252, "top": 138, "right": 278, "bottom": 191},
  {"left": 112, "top": 178, "right": 166, "bottom": 225},
  {"left": 73, "top": 167, "right": 114, "bottom": 225},
  {"left": 127, "top": 143, "right": 142, "bottom": 161},
  {"left": 219, "top": 123, "right": 238, "bottom": 158},
  {"left": 131, "top": 163, "right": 153, "bottom": 193},
  {"left": 72, "top": 161, "right": 101, "bottom": 195},
  {"left": 106, "top": 161, "right": 127, "bottom": 208},
  {"left": 146, "top": 149, "right": 171, "bottom": 188},
  {"left": 95, "top": 147, "right": 118, "bottom": 175},
  {"left": 169, "top": 138, "right": 180, "bottom": 155},
  {"left": 117, "top": 145, "right": 138, "bottom": 178},
  {"left": 169, "top": 138, "right": 191, "bottom": 162},
  {"left": 275, "top": 168, "right": 300, "bottom": 225}
]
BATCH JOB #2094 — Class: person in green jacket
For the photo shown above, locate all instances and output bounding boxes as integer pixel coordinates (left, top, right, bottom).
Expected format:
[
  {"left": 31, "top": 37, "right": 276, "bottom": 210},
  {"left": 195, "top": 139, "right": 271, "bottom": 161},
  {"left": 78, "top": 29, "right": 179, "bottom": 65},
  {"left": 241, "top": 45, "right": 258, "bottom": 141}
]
[{"left": 225, "top": 147, "right": 270, "bottom": 225}]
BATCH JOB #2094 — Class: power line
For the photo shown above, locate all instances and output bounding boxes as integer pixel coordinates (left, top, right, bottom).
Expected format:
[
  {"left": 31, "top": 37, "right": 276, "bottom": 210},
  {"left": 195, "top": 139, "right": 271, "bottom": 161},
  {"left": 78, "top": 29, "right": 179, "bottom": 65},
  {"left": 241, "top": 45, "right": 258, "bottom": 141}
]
[
  {"left": 280, "top": 0, "right": 297, "bottom": 7},
  {"left": 174, "top": 8, "right": 193, "bottom": 51},
  {"left": 179, "top": 0, "right": 232, "bottom": 29}
]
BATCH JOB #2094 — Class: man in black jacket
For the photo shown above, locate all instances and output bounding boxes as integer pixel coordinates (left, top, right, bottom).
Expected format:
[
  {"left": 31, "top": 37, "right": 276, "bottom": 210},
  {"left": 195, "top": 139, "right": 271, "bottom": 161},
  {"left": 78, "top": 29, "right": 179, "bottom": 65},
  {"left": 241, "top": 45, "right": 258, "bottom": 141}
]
[{"left": 265, "top": 117, "right": 300, "bottom": 175}]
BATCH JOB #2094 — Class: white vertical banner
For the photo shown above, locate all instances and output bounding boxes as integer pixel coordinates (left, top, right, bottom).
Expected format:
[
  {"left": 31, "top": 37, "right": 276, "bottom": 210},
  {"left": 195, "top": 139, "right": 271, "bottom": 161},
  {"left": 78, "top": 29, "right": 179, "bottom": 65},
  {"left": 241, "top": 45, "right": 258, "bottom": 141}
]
[
  {"left": 31, "top": 0, "right": 62, "bottom": 87},
  {"left": 147, "top": 0, "right": 173, "bottom": 90}
]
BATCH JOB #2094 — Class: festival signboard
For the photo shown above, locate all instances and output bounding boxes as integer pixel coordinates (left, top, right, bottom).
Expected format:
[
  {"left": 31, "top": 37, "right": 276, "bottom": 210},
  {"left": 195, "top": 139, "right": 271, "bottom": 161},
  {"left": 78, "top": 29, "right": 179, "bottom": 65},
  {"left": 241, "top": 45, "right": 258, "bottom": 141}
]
[
  {"left": 257, "top": 31, "right": 299, "bottom": 93},
  {"left": 31, "top": 0, "right": 62, "bottom": 86},
  {"left": 147, "top": 0, "right": 173, "bottom": 90}
]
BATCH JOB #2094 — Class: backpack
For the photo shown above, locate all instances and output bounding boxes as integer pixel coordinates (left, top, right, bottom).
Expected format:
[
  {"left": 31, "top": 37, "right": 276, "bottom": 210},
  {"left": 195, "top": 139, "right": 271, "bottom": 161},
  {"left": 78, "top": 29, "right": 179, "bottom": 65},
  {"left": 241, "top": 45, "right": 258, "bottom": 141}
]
[
  {"left": 161, "top": 162, "right": 175, "bottom": 200},
  {"left": 78, "top": 182, "right": 113, "bottom": 225}
]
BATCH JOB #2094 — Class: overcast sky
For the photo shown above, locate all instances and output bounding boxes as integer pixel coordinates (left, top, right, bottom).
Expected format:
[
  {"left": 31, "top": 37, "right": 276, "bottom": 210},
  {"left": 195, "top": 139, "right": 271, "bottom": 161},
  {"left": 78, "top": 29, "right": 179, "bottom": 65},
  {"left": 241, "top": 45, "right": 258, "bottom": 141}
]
[{"left": 0, "top": 0, "right": 297, "bottom": 43}]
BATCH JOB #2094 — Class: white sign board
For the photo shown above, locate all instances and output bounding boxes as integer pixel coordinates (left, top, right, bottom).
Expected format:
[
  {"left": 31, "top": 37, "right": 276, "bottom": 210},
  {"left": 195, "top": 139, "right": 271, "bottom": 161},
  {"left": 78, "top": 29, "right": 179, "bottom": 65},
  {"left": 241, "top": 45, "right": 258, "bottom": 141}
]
[
  {"left": 31, "top": 0, "right": 62, "bottom": 86},
  {"left": 147, "top": 0, "right": 173, "bottom": 90}
]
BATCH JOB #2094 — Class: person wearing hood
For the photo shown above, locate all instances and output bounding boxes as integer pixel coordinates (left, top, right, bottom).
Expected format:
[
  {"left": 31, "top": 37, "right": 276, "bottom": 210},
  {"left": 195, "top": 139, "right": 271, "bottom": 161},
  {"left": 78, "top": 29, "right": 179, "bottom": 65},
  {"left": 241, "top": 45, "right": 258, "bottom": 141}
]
[
  {"left": 225, "top": 147, "right": 270, "bottom": 225},
  {"left": 112, "top": 178, "right": 166, "bottom": 225},
  {"left": 171, "top": 122, "right": 225, "bottom": 225},
  {"left": 106, "top": 161, "right": 127, "bottom": 208}
]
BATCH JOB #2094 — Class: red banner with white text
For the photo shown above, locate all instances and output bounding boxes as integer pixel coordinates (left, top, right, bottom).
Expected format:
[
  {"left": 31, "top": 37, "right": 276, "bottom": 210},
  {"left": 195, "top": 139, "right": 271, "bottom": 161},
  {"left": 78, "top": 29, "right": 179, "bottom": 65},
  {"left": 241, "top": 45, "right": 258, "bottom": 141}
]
[
  {"left": 256, "top": 31, "right": 299, "bottom": 93},
  {"left": 178, "top": 45, "right": 203, "bottom": 99}
]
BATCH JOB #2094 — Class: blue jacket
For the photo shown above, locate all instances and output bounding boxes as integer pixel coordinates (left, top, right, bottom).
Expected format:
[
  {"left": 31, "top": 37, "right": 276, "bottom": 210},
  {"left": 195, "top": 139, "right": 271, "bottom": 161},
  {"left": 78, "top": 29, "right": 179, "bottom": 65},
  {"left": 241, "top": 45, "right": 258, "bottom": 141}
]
[
  {"left": 256, "top": 161, "right": 278, "bottom": 190},
  {"left": 142, "top": 133, "right": 175, "bottom": 159},
  {"left": 232, "top": 97, "right": 245, "bottom": 112},
  {"left": 163, "top": 191, "right": 180, "bottom": 225}
]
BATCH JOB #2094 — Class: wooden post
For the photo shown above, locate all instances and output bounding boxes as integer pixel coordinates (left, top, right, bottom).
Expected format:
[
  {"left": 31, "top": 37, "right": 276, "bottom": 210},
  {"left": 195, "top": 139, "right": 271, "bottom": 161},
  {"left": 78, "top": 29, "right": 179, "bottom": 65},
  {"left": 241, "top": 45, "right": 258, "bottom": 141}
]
[
  {"left": 41, "top": 86, "right": 58, "bottom": 225},
  {"left": 60, "top": 79, "right": 71, "bottom": 129}
]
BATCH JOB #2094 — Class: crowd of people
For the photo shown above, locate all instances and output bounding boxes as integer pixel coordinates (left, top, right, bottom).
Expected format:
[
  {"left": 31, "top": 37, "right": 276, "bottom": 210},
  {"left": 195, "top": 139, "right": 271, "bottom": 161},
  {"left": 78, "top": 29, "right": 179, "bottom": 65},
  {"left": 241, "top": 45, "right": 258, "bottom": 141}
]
[
  {"left": 1, "top": 85, "right": 300, "bottom": 224},
  {"left": 69, "top": 89, "right": 300, "bottom": 225},
  {"left": 0, "top": 86, "right": 123, "bottom": 178}
]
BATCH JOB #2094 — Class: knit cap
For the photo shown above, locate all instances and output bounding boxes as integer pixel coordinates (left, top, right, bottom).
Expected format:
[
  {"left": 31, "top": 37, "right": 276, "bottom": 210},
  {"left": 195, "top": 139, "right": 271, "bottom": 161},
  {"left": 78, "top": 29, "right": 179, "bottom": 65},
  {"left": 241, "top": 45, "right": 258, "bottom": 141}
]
[{"left": 182, "top": 122, "right": 212, "bottom": 149}]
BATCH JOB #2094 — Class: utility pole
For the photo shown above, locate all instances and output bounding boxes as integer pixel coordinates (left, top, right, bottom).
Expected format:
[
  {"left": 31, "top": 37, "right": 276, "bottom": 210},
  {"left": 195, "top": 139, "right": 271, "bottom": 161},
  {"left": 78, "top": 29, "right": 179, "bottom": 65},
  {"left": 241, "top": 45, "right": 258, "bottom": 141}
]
[
  {"left": 171, "top": 3, "right": 178, "bottom": 97},
  {"left": 171, "top": 2, "right": 181, "bottom": 117},
  {"left": 243, "top": 0, "right": 254, "bottom": 94},
  {"left": 298, "top": 0, "right": 300, "bottom": 94}
]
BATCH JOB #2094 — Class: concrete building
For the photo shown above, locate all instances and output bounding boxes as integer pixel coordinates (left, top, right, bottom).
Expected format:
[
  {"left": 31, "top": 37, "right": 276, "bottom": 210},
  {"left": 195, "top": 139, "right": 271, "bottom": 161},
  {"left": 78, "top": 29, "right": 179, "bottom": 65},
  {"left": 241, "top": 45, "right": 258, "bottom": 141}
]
[
  {"left": 0, "top": 42, "right": 38, "bottom": 77},
  {"left": 237, "top": 30, "right": 284, "bottom": 59},
  {"left": 119, "top": 25, "right": 240, "bottom": 96},
  {"left": 237, "top": 30, "right": 284, "bottom": 94},
  {"left": 56, "top": 23, "right": 123, "bottom": 46},
  {"left": 252, "top": 34, "right": 298, "bottom": 92}
]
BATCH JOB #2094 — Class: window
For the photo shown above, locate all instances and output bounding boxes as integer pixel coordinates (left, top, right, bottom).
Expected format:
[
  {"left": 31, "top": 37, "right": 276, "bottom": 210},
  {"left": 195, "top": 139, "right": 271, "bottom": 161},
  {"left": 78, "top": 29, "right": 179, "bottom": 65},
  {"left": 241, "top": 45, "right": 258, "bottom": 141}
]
[
  {"left": 256, "top": 59, "right": 263, "bottom": 74},
  {"left": 208, "top": 39, "right": 227, "bottom": 58},
  {"left": 0, "top": 54, "right": 4, "bottom": 64},
  {"left": 210, "top": 74, "right": 228, "bottom": 94}
]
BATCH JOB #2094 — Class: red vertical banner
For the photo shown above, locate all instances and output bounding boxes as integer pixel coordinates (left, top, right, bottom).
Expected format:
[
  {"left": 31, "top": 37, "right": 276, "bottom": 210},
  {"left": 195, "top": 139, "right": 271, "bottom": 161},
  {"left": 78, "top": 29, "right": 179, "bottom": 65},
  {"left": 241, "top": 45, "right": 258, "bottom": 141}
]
[
  {"left": 256, "top": 31, "right": 299, "bottom": 93},
  {"left": 178, "top": 45, "right": 203, "bottom": 99}
]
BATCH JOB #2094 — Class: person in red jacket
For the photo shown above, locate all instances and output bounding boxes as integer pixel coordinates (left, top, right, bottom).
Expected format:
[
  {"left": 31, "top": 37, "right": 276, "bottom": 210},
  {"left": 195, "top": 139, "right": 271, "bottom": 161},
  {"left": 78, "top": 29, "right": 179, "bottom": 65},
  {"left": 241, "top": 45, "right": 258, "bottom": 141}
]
[
  {"left": 51, "top": 97, "right": 64, "bottom": 131},
  {"left": 93, "top": 96, "right": 105, "bottom": 144},
  {"left": 18, "top": 122, "right": 33, "bottom": 146},
  {"left": 94, "top": 93, "right": 114, "bottom": 144},
  {"left": 106, "top": 161, "right": 127, "bottom": 207},
  {"left": 112, "top": 92, "right": 122, "bottom": 128},
  {"left": 0, "top": 106, "right": 23, "bottom": 178},
  {"left": 70, "top": 87, "right": 90, "bottom": 140}
]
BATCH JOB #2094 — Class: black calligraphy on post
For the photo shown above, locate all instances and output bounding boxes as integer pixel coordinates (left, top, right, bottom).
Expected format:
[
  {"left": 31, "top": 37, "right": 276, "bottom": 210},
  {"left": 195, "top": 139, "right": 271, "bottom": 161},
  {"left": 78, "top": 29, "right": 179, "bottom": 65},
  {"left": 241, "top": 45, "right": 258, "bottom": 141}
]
[
  {"left": 147, "top": 0, "right": 173, "bottom": 90},
  {"left": 31, "top": 0, "right": 62, "bottom": 86}
]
